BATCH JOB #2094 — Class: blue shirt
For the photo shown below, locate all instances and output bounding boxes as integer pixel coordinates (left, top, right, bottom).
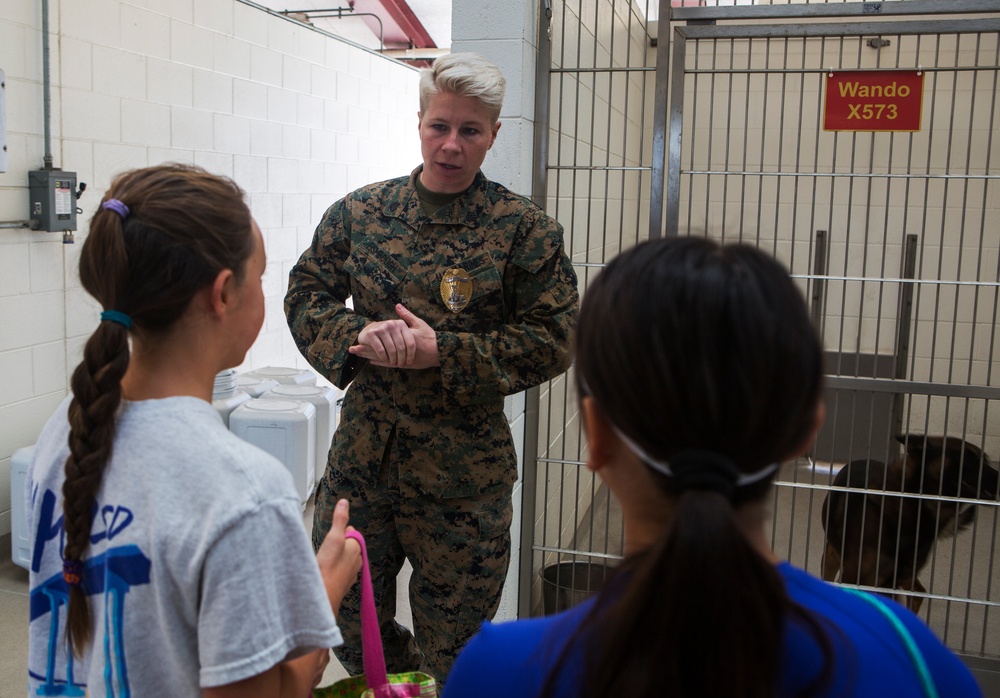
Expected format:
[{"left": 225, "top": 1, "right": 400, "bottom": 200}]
[{"left": 443, "top": 563, "right": 981, "bottom": 697}]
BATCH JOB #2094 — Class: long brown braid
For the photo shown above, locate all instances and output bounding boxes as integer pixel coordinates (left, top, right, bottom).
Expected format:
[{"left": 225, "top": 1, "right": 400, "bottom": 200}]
[{"left": 61, "top": 164, "right": 253, "bottom": 655}]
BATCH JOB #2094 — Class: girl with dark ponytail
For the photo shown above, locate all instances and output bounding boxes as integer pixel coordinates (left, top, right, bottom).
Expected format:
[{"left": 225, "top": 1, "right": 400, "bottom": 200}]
[
  {"left": 28, "top": 164, "right": 361, "bottom": 697},
  {"left": 443, "top": 236, "right": 980, "bottom": 697}
]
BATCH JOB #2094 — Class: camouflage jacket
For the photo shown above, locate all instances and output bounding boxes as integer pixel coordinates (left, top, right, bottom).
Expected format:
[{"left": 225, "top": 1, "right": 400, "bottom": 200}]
[{"left": 285, "top": 168, "right": 579, "bottom": 497}]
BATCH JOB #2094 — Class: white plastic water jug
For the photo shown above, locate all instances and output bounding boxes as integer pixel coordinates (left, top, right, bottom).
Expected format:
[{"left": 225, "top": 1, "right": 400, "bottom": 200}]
[
  {"left": 213, "top": 390, "right": 252, "bottom": 427},
  {"left": 229, "top": 400, "right": 316, "bottom": 508},
  {"left": 213, "top": 369, "right": 251, "bottom": 427},
  {"left": 11, "top": 445, "right": 34, "bottom": 570},
  {"left": 243, "top": 366, "right": 316, "bottom": 386},
  {"left": 235, "top": 374, "right": 280, "bottom": 398},
  {"left": 259, "top": 384, "right": 337, "bottom": 486}
]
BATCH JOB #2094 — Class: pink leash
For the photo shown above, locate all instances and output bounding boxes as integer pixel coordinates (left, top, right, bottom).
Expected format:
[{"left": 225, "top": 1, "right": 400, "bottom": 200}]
[{"left": 345, "top": 529, "right": 391, "bottom": 696}]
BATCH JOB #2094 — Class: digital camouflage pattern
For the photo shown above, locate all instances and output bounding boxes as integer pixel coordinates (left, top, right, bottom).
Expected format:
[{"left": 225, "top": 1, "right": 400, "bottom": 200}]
[
  {"left": 285, "top": 167, "right": 579, "bottom": 499},
  {"left": 285, "top": 166, "right": 578, "bottom": 681},
  {"left": 317, "top": 458, "right": 513, "bottom": 682}
]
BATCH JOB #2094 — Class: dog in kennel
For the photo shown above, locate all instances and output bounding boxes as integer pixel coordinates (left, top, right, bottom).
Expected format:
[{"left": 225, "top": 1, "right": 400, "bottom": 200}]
[{"left": 820, "top": 434, "right": 998, "bottom": 613}]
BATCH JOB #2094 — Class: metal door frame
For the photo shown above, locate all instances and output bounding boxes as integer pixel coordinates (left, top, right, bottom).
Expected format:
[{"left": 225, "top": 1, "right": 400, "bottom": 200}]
[
  {"left": 657, "top": 6, "right": 1000, "bottom": 677},
  {"left": 651, "top": 0, "right": 1000, "bottom": 237},
  {"left": 522, "top": 0, "right": 1000, "bottom": 680}
]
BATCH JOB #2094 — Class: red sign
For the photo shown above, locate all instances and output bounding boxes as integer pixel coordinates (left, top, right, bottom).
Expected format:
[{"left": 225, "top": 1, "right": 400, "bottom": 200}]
[{"left": 824, "top": 70, "right": 924, "bottom": 132}]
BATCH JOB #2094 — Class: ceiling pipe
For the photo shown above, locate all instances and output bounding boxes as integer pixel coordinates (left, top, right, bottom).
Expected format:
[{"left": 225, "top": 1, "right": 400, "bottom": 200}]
[
  {"left": 281, "top": 7, "right": 385, "bottom": 50},
  {"left": 359, "top": 0, "right": 435, "bottom": 48}
]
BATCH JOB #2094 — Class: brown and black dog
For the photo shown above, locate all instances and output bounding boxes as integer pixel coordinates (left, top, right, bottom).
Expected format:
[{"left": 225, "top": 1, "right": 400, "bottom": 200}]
[{"left": 821, "top": 434, "right": 998, "bottom": 612}]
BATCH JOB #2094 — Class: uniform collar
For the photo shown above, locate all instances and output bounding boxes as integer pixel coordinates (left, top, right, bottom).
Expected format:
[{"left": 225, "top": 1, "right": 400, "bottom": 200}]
[{"left": 383, "top": 166, "right": 492, "bottom": 229}]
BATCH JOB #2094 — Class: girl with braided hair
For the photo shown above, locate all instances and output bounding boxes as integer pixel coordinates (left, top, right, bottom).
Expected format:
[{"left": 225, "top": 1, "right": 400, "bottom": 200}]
[
  {"left": 27, "top": 163, "right": 361, "bottom": 697},
  {"left": 443, "top": 236, "right": 980, "bottom": 697}
]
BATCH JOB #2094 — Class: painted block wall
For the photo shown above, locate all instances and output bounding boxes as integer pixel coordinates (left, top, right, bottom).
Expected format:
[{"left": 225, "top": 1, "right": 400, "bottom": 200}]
[
  {"left": 0, "top": 0, "right": 422, "bottom": 540},
  {"left": 453, "top": 0, "right": 542, "bottom": 622}
]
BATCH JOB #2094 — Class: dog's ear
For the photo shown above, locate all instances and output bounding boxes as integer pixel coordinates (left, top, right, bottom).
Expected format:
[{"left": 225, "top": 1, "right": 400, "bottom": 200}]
[
  {"left": 897, "top": 434, "right": 934, "bottom": 460},
  {"left": 895, "top": 433, "right": 925, "bottom": 452},
  {"left": 895, "top": 434, "right": 912, "bottom": 461},
  {"left": 897, "top": 435, "right": 946, "bottom": 490},
  {"left": 923, "top": 436, "right": 946, "bottom": 459}
]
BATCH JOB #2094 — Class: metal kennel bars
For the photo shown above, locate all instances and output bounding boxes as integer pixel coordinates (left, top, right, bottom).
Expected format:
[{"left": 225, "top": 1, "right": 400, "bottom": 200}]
[{"left": 518, "top": 0, "right": 1000, "bottom": 676}]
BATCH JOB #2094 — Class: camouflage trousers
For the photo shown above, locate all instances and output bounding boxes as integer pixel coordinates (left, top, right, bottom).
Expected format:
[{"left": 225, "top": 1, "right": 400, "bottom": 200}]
[{"left": 311, "top": 448, "right": 512, "bottom": 685}]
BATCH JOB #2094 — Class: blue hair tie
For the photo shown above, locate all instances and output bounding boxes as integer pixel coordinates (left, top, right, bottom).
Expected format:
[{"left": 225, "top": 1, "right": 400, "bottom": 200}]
[
  {"left": 101, "top": 198, "right": 130, "bottom": 220},
  {"left": 101, "top": 310, "right": 133, "bottom": 329}
]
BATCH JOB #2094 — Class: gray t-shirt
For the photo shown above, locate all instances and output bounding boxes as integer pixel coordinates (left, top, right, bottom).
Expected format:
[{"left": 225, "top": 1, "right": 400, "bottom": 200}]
[{"left": 27, "top": 396, "right": 342, "bottom": 696}]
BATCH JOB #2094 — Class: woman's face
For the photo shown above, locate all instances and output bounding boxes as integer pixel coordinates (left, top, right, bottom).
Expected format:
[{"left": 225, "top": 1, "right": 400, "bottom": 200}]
[{"left": 417, "top": 91, "right": 501, "bottom": 194}]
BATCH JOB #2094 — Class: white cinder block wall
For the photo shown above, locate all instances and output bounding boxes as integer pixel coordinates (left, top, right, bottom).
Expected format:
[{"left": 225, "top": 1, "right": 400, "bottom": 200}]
[
  {"left": 452, "top": 0, "right": 542, "bottom": 622},
  {"left": 0, "top": 0, "right": 421, "bottom": 541},
  {"left": 451, "top": 0, "right": 648, "bottom": 622}
]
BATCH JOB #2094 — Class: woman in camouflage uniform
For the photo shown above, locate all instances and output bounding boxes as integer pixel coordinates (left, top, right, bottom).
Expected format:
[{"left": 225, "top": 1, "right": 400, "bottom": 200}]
[{"left": 285, "top": 52, "right": 579, "bottom": 683}]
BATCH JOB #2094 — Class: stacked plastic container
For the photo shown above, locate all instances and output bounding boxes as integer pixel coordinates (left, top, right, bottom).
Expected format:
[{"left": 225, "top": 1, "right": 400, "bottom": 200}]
[
  {"left": 259, "top": 384, "right": 338, "bottom": 486},
  {"left": 10, "top": 445, "right": 33, "bottom": 570},
  {"left": 12, "top": 368, "right": 332, "bottom": 571},
  {"left": 240, "top": 366, "right": 316, "bottom": 386},
  {"left": 226, "top": 367, "right": 323, "bottom": 510},
  {"left": 235, "top": 373, "right": 279, "bottom": 398},
  {"left": 229, "top": 399, "right": 317, "bottom": 509},
  {"left": 212, "top": 369, "right": 251, "bottom": 427}
]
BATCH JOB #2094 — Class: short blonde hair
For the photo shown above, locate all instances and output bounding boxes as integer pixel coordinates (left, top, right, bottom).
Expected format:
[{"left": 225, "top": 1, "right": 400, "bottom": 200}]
[{"left": 419, "top": 52, "right": 506, "bottom": 123}]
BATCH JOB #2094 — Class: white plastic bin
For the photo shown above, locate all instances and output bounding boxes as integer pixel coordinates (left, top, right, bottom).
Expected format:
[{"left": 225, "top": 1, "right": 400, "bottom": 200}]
[
  {"left": 235, "top": 374, "right": 280, "bottom": 398},
  {"left": 259, "top": 384, "right": 337, "bottom": 486},
  {"left": 229, "top": 400, "right": 316, "bottom": 508},
  {"left": 212, "top": 369, "right": 252, "bottom": 427},
  {"left": 242, "top": 366, "right": 316, "bottom": 386},
  {"left": 11, "top": 445, "right": 34, "bottom": 570},
  {"left": 213, "top": 390, "right": 251, "bottom": 428},
  {"left": 214, "top": 368, "right": 238, "bottom": 397}
]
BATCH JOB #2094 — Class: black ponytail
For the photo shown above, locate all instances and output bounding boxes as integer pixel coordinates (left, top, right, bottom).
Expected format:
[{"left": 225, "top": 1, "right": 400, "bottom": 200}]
[{"left": 543, "top": 236, "right": 832, "bottom": 696}]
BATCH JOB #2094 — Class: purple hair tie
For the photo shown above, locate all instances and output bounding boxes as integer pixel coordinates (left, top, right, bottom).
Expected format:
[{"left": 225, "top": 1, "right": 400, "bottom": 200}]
[
  {"left": 102, "top": 198, "right": 130, "bottom": 220},
  {"left": 63, "top": 559, "right": 84, "bottom": 587}
]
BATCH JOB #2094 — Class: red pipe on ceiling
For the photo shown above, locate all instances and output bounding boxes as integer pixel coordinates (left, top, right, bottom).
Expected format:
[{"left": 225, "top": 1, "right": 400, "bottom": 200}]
[{"left": 350, "top": 0, "right": 437, "bottom": 49}]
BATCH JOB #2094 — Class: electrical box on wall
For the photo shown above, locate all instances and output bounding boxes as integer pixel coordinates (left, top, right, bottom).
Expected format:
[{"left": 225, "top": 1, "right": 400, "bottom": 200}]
[
  {"left": 29, "top": 169, "right": 78, "bottom": 232},
  {"left": 1, "top": 68, "right": 7, "bottom": 173}
]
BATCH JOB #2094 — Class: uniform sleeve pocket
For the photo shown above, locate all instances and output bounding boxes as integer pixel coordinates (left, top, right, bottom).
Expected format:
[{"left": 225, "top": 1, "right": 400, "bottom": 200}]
[{"left": 345, "top": 237, "right": 405, "bottom": 299}]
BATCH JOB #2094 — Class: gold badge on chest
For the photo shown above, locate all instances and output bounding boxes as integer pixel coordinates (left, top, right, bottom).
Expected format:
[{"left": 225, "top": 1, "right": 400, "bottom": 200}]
[{"left": 440, "top": 267, "right": 472, "bottom": 313}]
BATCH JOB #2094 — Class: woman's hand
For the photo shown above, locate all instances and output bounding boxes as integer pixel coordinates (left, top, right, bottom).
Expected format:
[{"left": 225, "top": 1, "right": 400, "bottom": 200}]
[
  {"left": 350, "top": 315, "right": 416, "bottom": 366},
  {"left": 349, "top": 304, "right": 439, "bottom": 369},
  {"left": 316, "top": 498, "right": 362, "bottom": 614}
]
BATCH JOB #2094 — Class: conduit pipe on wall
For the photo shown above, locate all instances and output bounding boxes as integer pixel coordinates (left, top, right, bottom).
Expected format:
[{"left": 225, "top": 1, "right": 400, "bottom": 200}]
[
  {"left": 42, "top": 0, "right": 53, "bottom": 170},
  {"left": 1, "top": 0, "right": 55, "bottom": 229}
]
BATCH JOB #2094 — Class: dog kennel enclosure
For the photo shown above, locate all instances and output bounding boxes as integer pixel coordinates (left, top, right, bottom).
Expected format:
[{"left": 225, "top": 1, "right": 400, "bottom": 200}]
[{"left": 519, "top": 0, "right": 1000, "bottom": 682}]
